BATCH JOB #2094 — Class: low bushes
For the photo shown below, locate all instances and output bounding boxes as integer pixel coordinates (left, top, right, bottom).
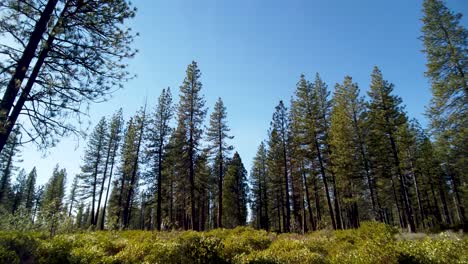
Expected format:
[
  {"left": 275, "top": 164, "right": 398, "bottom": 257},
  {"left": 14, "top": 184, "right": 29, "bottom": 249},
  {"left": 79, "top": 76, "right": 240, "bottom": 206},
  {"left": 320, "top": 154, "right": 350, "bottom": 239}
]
[{"left": 0, "top": 222, "right": 466, "bottom": 264}]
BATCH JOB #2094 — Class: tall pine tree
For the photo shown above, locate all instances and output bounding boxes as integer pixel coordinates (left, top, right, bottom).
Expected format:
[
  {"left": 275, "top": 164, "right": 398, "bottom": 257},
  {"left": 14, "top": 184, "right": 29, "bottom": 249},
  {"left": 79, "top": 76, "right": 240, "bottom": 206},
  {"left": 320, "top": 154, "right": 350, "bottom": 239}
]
[
  {"left": 176, "top": 61, "right": 207, "bottom": 230},
  {"left": 206, "top": 97, "right": 233, "bottom": 228}
]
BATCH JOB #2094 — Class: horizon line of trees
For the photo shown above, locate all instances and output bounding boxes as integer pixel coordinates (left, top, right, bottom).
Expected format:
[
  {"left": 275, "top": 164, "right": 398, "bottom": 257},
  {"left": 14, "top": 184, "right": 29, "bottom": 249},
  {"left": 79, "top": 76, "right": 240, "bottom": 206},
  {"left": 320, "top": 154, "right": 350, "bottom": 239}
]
[{"left": 0, "top": 0, "right": 466, "bottom": 234}]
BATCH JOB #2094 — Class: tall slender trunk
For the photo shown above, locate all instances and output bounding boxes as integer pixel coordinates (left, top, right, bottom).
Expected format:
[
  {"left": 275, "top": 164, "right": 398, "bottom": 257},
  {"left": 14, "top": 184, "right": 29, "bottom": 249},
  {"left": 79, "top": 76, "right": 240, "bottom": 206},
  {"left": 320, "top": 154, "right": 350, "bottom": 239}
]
[
  {"left": 312, "top": 173, "right": 321, "bottom": 222},
  {"left": 257, "top": 169, "right": 263, "bottom": 229},
  {"left": 290, "top": 163, "right": 302, "bottom": 231},
  {"left": 188, "top": 82, "right": 198, "bottom": 231},
  {"left": 353, "top": 106, "right": 378, "bottom": 220},
  {"left": 437, "top": 173, "right": 452, "bottom": 225},
  {"left": 281, "top": 141, "right": 291, "bottom": 232},
  {"left": 91, "top": 150, "right": 101, "bottom": 226},
  {"left": 217, "top": 136, "right": 223, "bottom": 228},
  {"left": 330, "top": 172, "right": 342, "bottom": 229},
  {"left": 262, "top": 160, "right": 269, "bottom": 231},
  {"left": 314, "top": 136, "right": 336, "bottom": 229},
  {"left": 169, "top": 175, "right": 174, "bottom": 225},
  {"left": 100, "top": 148, "right": 117, "bottom": 230},
  {"left": 279, "top": 178, "right": 286, "bottom": 232},
  {"left": 156, "top": 138, "right": 163, "bottom": 230},
  {"left": 188, "top": 142, "right": 197, "bottom": 230},
  {"left": 302, "top": 164, "right": 316, "bottom": 230},
  {"left": 123, "top": 111, "right": 145, "bottom": 228},
  {"left": 391, "top": 176, "right": 405, "bottom": 228},
  {"left": 276, "top": 192, "right": 282, "bottom": 232},
  {"left": 446, "top": 167, "right": 465, "bottom": 224},
  {"left": 387, "top": 132, "right": 415, "bottom": 232},
  {"left": 95, "top": 140, "right": 113, "bottom": 227},
  {"left": 429, "top": 181, "right": 442, "bottom": 224},
  {"left": 412, "top": 169, "right": 425, "bottom": 229}
]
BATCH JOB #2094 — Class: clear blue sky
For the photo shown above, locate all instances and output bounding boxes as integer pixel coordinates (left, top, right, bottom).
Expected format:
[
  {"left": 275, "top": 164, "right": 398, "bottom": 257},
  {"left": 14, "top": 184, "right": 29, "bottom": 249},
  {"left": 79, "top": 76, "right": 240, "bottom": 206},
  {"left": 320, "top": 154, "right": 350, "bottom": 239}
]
[{"left": 19, "top": 0, "right": 467, "bottom": 186}]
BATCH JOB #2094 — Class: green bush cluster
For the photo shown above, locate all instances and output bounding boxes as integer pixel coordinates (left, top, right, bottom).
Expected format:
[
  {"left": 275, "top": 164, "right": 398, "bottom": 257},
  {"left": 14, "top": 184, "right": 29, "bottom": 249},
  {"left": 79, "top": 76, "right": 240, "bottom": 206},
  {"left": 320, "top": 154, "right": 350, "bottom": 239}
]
[{"left": 0, "top": 222, "right": 466, "bottom": 264}]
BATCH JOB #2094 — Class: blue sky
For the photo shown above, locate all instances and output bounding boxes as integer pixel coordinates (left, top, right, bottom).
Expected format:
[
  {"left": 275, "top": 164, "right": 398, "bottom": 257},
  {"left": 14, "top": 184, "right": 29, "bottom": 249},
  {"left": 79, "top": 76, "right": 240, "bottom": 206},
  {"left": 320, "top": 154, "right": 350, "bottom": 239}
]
[{"left": 19, "top": 0, "right": 467, "bottom": 186}]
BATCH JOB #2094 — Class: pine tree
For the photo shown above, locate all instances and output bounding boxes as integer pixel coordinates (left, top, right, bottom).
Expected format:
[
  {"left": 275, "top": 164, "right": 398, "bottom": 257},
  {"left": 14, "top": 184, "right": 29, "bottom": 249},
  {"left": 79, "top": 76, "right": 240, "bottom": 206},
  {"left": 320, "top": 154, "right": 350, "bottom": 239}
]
[
  {"left": 291, "top": 74, "right": 336, "bottom": 230},
  {"left": 270, "top": 100, "right": 291, "bottom": 232},
  {"left": 368, "top": 66, "right": 416, "bottom": 232},
  {"left": 330, "top": 76, "right": 364, "bottom": 228},
  {"left": 176, "top": 61, "right": 207, "bottom": 230},
  {"left": 206, "top": 97, "right": 233, "bottom": 228},
  {"left": 250, "top": 142, "right": 270, "bottom": 230},
  {"left": 40, "top": 165, "right": 66, "bottom": 236},
  {"left": 163, "top": 121, "right": 189, "bottom": 229},
  {"left": 195, "top": 151, "right": 212, "bottom": 231},
  {"left": 421, "top": 0, "right": 466, "bottom": 226},
  {"left": 100, "top": 109, "right": 124, "bottom": 230},
  {"left": 415, "top": 133, "right": 452, "bottom": 226},
  {"left": 0, "top": 128, "right": 21, "bottom": 209},
  {"left": 78, "top": 117, "right": 108, "bottom": 226},
  {"left": 146, "top": 88, "right": 173, "bottom": 230},
  {"left": 109, "top": 108, "right": 146, "bottom": 229},
  {"left": 122, "top": 108, "right": 146, "bottom": 228},
  {"left": 24, "top": 167, "right": 37, "bottom": 216},
  {"left": 312, "top": 74, "right": 343, "bottom": 230},
  {"left": 422, "top": 0, "right": 467, "bottom": 130},
  {"left": 11, "top": 169, "right": 27, "bottom": 213},
  {"left": 75, "top": 202, "right": 85, "bottom": 229},
  {"left": 68, "top": 176, "right": 78, "bottom": 217},
  {"left": 223, "top": 152, "right": 249, "bottom": 228}
]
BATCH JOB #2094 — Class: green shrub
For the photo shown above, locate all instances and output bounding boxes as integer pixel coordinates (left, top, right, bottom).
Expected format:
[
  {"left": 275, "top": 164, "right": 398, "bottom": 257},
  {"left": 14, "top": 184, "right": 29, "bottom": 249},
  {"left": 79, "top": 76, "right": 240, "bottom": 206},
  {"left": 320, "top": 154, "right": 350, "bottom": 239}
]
[
  {"left": 0, "top": 245, "right": 19, "bottom": 264},
  {"left": 143, "top": 240, "right": 180, "bottom": 264},
  {"left": 222, "top": 227, "right": 272, "bottom": 261},
  {"left": 38, "top": 234, "right": 76, "bottom": 264},
  {"left": 0, "top": 222, "right": 466, "bottom": 264},
  {"left": 0, "top": 231, "right": 39, "bottom": 263},
  {"left": 236, "top": 237, "right": 327, "bottom": 264},
  {"left": 328, "top": 222, "right": 399, "bottom": 264},
  {"left": 177, "top": 231, "right": 226, "bottom": 264},
  {"left": 396, "top": 232, "right": 468, "bottom": 264},
  {"left": 69, "top": 245, "right": 108, "bottom": 264}
]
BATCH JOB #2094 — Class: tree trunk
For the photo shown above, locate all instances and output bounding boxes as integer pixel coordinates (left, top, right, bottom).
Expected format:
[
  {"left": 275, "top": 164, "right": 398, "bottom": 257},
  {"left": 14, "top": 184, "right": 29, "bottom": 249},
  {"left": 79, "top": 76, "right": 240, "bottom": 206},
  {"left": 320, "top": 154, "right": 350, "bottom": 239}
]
[
  {"left": 217, "top": 142, "right": 223, "bottom": 228},
  {"left": 282, "top": 142, "right": 291, "bottom": 232},
  {"left": 100, "top": 147, "right": 117, "bottom": 230},
  {"left": 156, "top": 139, "right": 163, "bottom": 230},
  {"left": 314, "top": 136, "right": 336, "bottom": 230},
  {"left": 302, "top": 165, "right": 316, "bottom": 230},
  {"left": 446, "top": 167, "right": 465, "bottom": 225},
  {"left": 0, "top": 0, "right": 59, "bottom": 152},
  {"left": 123, "top": 111, "right": 145, "bottom": 228}
]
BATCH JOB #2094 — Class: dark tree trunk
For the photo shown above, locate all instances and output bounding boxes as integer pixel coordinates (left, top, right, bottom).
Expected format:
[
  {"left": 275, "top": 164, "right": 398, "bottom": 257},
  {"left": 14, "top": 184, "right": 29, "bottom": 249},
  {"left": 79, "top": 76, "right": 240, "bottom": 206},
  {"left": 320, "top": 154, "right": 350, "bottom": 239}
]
[
  {"left": 282, "top": 142, "right": 291, "bottom": 232},
  {"left": 312, "top": 173, "right": 321, "bottom": 222},
  {"left": 314, "top": 136, "right": 336, "bottom": 230},
  {"left": 95, "top": 138, "right": 113, "bottom": 227},
  {"left": 446, "top": 167, "right": 465, "bottom": 225},
  {"left": 123, "top": 112, "right": 145, "bottom": 228},
  {"left": 156, "top": 140, "right": 163, "bottom": 230},
  {"left": 100, "top": 149, "right": 117, "bottom": 230},
  {"left": 391, "top": 176, "right": 405, "bottom": 228},
  {"left": 0, "top": 0, "right": 59, "bottom": 152},
  {"left": 302, "top": 165, "right": 316, "bottom": 231}
]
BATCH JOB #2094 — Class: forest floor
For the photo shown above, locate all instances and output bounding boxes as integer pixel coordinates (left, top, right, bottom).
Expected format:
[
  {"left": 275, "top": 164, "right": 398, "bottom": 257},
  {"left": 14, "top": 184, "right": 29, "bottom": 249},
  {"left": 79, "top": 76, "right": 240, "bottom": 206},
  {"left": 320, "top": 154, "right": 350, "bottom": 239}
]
[{"left": 0, "top": 222, "right": 466, "bottom": 264}]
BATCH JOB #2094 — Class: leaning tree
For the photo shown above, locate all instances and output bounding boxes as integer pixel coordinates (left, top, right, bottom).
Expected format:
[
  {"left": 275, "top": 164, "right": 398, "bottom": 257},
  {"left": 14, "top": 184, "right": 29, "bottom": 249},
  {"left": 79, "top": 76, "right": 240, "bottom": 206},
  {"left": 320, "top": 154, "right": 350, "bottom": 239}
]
[{"left": 0, "top": 0, "right": 137, "bottom": 152}]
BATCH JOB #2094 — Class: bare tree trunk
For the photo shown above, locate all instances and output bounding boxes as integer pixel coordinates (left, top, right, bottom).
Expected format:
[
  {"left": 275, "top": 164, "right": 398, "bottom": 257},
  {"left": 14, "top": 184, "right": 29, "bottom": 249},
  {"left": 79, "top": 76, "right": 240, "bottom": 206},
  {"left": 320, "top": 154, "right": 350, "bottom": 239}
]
[
  {"left": 314, "top": 136, "right": 336, "bottom": 230},
  {"left": 302, "top": 164, "right": 316, "bottom": 230}
]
